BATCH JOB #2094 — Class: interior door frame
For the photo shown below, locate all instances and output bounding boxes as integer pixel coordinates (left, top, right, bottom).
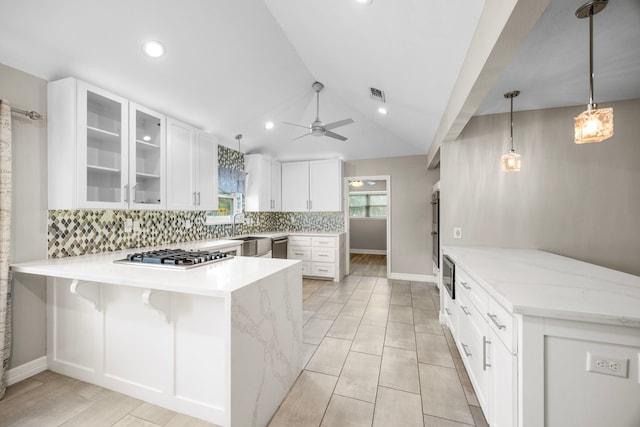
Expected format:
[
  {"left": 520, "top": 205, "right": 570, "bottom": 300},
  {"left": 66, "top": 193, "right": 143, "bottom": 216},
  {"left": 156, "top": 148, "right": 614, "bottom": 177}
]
[{"left": 343, "top": 175, "right": 391, "bottom": 277}]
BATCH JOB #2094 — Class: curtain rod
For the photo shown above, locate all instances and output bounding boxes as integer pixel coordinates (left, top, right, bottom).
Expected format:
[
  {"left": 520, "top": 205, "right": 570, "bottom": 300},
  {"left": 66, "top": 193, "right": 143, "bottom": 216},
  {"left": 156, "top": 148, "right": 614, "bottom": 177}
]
[{"left": 10, "top": 106, "right": 45, "bottom": 120}]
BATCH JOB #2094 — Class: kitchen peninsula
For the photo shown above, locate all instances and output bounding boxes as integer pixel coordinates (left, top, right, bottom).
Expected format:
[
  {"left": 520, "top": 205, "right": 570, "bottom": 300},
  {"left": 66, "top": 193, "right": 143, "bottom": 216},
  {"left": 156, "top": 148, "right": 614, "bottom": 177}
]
[{"left": 11, "top": 239, "right": 303, "bottom": 427}]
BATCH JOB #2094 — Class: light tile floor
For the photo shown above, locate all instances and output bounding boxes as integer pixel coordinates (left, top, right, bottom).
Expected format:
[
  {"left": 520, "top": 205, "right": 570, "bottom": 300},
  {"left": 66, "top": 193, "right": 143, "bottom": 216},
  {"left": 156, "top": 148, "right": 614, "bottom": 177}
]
[{"left": 269, "top": 275, "right": 489, "bottom": 427}]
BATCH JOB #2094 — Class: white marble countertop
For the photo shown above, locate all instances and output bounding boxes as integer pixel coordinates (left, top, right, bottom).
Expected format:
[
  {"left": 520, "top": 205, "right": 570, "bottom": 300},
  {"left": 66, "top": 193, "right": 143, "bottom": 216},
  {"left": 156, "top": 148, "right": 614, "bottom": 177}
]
[
  {"left": 443, "top": 246, "right": 640, "bottom": 327},
  {"left": 11, "top": 239, "right": 300, "bottom": 298}
]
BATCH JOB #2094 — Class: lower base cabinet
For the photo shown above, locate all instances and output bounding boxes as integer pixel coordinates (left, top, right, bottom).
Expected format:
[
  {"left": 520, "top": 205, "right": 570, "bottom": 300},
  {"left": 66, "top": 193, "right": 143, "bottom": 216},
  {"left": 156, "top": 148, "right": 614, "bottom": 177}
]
[{"left": 288, "top": 234, "right": 345, "bottom": 282}]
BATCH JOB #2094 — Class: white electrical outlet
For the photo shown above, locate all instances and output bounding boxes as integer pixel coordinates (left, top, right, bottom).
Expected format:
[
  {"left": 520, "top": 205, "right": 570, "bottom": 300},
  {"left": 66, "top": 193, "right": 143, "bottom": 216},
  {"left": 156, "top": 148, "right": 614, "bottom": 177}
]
[
  {"left": 586, "top": 352, "right": 629, "bottom": 378},
  {"left": 185, "top": 220, "right": 192, "bottom": 229},
  {"left": 453, "top": 227, "right": 462, "bottom": 239},
  {"left": 133, "top": 220, "right": 140, "bottom": 232},
  {"left": 124, "top": 219, "right": 133, "bottom": 233}
]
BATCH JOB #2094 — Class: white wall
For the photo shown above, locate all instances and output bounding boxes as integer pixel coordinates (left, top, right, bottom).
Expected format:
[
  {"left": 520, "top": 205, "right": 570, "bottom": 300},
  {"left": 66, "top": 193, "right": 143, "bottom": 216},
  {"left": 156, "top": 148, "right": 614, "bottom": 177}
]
[
  {"left": 441, "top": 98, "right": 640, "bottom": 276},
  {"left": 349, "top": 219, "right": 386, "bottom": 252},
  {"left": 1, "top": 63, "right": 48, "bottom": 368},
  {"left": 345, "top": 156, "right": 439, "bottom": 276}
]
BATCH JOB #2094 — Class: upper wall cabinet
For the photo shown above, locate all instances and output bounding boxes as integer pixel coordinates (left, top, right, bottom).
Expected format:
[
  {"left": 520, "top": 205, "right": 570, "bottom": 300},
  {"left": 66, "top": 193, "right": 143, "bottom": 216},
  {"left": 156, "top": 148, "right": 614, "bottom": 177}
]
[
  {"left": 48, "top": 78, "right": 166, "bottom": 210},
  {"left": 245, "top": 154, "right": 281, "bottom": 212},
  {"left": 166, "top": 119, "right": 217, "bottom": 211},
  {"left": 281, "top": 159, "right": 343, "bottom": 212}
]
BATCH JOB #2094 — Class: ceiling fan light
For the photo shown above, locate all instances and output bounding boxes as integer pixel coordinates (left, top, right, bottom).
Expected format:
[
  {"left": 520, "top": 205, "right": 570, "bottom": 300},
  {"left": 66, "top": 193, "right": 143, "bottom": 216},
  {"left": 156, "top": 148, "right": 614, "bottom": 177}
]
[
  {"left": 574, "top": 107, "right": 613, "bottom": 143},
  {"left": 501, "top": 150, "right": 521, "bottom": 172}
]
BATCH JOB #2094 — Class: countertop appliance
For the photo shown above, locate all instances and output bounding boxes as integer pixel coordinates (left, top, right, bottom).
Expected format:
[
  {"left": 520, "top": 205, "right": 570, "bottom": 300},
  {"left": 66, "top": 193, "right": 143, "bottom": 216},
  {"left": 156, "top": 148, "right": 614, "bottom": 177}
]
[
  {"left": 114, "top": 249, "right": 233, "bottom": 269},
  {"left": 272, "top": 236, "right": 288, "bottom": 259},
  {"left": 442, "top": 254, "right": 455, "bottom": 299},
  {"left": 431, "top": 190, "right": 440, "bottom": 268}
]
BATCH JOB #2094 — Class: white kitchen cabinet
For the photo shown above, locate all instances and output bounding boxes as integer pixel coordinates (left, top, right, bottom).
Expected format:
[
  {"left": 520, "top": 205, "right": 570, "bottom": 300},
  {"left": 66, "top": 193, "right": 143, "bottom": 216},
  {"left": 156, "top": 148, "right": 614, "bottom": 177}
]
[
  {"left": 287, "top": 234, "right": 346, "bottom": 281},
  {"left": 245, "top": 154, "right": 281, "bottom": 211},
  {"left": 443, "top": 262, "right": 516, "bottom": 426},
  {"left": 281, "top": 159, "right": 343, "bottom": 212},
  {"left": 166, "top": 118, "right": 217, "bottom": 211},
  {"left": 48, "top": 78, "right": 130, "bottom": 209},
  {"left": 129, "top": 103, "right": 165, "bottom": 209}
]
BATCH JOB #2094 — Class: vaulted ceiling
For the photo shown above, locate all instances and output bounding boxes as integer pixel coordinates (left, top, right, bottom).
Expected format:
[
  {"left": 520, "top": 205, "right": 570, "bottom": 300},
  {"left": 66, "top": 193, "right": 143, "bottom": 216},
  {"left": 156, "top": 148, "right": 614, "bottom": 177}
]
[{"left": 1, "top": 0, "right": 637, "bottom": 163}]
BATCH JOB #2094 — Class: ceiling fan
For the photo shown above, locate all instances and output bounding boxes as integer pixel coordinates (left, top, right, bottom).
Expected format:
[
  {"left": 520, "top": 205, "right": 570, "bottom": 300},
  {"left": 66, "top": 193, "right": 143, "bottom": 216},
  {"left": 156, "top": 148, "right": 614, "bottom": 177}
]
[{"left": 283, "top": 81, "right": 354, "bottom": 142}]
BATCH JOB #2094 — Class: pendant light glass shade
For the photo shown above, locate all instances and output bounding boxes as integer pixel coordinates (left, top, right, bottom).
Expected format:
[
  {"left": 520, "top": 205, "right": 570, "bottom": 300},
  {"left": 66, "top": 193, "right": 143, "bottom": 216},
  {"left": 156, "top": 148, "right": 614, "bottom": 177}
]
[
  {"left": 574, "top": 0, "right": 613, "bottom": 144},
  {"left": 502, "top": 150, "right": 521, "bottom": 172},
  {"left": 502, "top": 90, "right": 521, "bottom": 172},
  {"left": 574, "top": 107, "right": 613, "bottom": 143}
]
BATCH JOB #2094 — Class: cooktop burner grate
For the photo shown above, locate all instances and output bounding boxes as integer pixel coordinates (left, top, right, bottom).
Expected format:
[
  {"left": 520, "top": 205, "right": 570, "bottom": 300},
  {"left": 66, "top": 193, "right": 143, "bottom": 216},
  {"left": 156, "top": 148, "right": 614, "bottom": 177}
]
[{"left": 114, "top": 248, "right": 233, "bottom": 269}]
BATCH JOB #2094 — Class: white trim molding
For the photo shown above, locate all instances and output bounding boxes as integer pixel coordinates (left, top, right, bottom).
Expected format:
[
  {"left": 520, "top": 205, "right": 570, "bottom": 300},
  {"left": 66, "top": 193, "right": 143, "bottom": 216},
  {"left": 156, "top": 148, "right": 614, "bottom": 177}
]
[
  {"left": 388, "top": 272, "right": 437, "bottom": 283},
  {"left": 7, "top": 356, "right": 48, "bottom": 385},
  {"left": 350, "top": 249, "right": 387, "bottom": 255}
]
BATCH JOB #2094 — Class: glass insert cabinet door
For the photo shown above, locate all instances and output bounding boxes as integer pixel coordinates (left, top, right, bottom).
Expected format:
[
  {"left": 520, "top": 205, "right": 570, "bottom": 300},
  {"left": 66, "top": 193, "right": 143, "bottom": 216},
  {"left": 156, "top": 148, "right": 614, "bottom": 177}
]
[
  {"left": 129, "top": 104, "right": 166, "bottom": 209},
  {"left": 78, "top": 82, "right": 129, "bottom": 208}
]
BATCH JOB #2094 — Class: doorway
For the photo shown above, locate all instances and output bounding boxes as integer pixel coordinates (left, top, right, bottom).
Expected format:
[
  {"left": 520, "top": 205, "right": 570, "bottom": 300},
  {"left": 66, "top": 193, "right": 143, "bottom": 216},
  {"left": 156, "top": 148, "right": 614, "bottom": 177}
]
[{"left": 343, "top": 175, "right": 391, "bottom": 278}]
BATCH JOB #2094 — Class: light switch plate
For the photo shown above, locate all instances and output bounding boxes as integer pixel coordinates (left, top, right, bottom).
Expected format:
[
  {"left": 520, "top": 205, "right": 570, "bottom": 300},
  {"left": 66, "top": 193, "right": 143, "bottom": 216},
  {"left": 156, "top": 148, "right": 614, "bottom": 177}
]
[
  {"left": 453, "top": 227, "right": 462, "bottom": 239},
  {"left": 124, "top": 219, "right": 133, "bottom": 233}
]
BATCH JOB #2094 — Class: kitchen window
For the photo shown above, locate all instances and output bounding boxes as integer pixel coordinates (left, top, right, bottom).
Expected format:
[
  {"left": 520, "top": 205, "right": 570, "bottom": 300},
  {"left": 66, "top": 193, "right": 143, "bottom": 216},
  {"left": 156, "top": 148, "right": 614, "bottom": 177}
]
[{"left": 349, "top": 193, "right": 387, "bottom": 218}]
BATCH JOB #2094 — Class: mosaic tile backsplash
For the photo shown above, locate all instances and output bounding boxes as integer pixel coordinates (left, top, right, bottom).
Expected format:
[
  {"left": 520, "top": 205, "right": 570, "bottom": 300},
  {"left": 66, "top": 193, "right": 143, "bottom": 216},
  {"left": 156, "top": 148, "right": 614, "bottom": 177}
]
[{"left": 48, "top": 210, "right": 345, "bottom": 258}]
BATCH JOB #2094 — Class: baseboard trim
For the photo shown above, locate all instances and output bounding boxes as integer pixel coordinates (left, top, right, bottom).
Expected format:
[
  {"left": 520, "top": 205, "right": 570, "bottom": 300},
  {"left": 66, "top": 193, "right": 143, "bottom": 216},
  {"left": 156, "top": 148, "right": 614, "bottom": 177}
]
[
  {"left": 7, "top": 356, "right": 48, "bottom": 385},
  {"left": 350, "top": 249, "right": 387, "bottom": 255},
  {"left": 388, "top": 273, "right": 437, "bottom": 283}
]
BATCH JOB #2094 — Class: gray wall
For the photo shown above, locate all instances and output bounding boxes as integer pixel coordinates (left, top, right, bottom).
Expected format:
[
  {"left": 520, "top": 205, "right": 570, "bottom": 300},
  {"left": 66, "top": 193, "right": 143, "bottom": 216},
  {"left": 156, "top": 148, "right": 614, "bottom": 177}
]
[
  {"left": 1, "top": 63, "right": 48, "bottom": 368},
  {"left": 345, "top": 156, "right": 440, "bottom": 276},
  {"left": 349, "top": 219, "right": 386, "bottom": 252},
  {"left": 441, "top": 98, "right": 640, "bottom": 276}
]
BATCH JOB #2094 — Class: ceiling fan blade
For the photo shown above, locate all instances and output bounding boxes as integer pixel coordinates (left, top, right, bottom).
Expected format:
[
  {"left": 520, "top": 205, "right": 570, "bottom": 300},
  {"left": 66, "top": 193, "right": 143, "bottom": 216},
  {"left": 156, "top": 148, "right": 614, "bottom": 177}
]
[
  {"left": 324, "top": 130, "right": 348, "bottom": 142},
  {"left": 323, "top": 118, "right": 354, "bottom": 131},
  {"left": 282, "top": 121, "right": 311, "bottom": 130},
  {"left": 291, "top": 132, "right": 311, "bottom": 142}
]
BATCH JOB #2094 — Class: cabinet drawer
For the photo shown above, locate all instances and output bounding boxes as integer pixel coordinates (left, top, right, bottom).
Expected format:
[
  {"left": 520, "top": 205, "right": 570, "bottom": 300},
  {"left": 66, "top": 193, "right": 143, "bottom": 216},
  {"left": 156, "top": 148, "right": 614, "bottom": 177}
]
[
  {"left": 289, "top": 247, "right": 311, "bottom": 261},
  {"left": 487, "top": 298, "right": 517, "bottom": 354},
  {"left": 310, "top": 262, "right": 335, "bottom": 278},
  {"left": 300, "top": 261, "right": 311, "bottom": 275},
  {"left": 457, "top": 308, "right": 490, "bottom": 409},
  {"left": 311, "top": 248, "right": 335, "bottom": 263},
  {"left": 311, "top": 236, "right": 336, "bottom": 248},
  {"left": 456, "top": 269, "right": 488, "bottom": 315},
  {"left": 289, "top": 235, "right": 312, "bottom": 246}
]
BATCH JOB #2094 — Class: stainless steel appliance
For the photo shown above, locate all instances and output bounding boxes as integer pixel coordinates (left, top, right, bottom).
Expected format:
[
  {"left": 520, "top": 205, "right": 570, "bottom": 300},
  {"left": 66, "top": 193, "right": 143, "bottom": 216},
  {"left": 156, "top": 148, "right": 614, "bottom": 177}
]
[
  {"left": 114, "top": 249, "right": 233, "bottom": 269},
  {"left": 272, "top": 236, "right": 288, "bottom": 259},
  {"left": 431, "top": 190, "right": 440, "bottom": 267},
  {"left": 442, "top": 254, "right": 455, "bottom": 299},
  {"left": 231, "top": 236, "right": 271, "bottom": 257}
]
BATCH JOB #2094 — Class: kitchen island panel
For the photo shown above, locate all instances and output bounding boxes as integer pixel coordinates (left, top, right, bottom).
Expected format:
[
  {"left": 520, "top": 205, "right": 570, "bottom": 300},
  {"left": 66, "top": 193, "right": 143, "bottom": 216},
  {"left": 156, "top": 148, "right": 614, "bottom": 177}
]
[{"left": 230, "top": 265, "right": 303, "bottom": 427}]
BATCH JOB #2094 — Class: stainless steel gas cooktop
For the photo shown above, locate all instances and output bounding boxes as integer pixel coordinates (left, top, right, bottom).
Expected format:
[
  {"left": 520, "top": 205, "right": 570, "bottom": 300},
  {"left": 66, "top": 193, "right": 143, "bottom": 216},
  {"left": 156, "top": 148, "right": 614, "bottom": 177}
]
[{"left": 114, "top": 248, "right": 233, "bottom": 270}]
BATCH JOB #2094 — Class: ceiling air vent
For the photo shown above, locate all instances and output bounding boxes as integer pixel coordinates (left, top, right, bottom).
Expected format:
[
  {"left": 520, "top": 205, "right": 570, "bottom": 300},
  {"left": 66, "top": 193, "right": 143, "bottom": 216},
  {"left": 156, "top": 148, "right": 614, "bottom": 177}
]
[{"left": 370, "top": 87, "right": 386, "bottom": 102}]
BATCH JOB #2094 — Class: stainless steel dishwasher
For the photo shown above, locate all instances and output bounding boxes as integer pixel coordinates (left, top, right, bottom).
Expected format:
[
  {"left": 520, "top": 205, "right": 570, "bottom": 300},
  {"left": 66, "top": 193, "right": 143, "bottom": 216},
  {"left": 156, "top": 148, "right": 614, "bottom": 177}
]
[{"left": 271, "top": 236, "right": 288, "bottom": 259}]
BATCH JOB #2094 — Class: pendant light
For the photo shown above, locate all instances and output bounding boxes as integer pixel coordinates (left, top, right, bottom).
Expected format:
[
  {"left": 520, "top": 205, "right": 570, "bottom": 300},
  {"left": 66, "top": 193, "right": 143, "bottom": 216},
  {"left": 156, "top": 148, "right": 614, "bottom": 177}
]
[
  {"left": 501, "top": 90, "right": 521, "bottom": 172},
  {"left": 574, "top": 0, "right": 613, "bottom": 144}
]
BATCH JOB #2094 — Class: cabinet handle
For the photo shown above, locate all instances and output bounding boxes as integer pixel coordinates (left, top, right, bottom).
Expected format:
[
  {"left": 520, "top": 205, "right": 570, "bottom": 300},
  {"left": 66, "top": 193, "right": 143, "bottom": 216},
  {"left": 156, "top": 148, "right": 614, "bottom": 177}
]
[
  {"left": 132, "top": 184, "right": 137, "bottom": 204},
  {"left": 460, "top": 305, "right": 471, "bottom": 316},
  {"left": 306, "top": 200, "right": 309, "bottom": 209},
  {"left": 197, "top": 192, "right": 201, "bottom": 206},
  {"left": 124, "top": 184, "right": 129, "bottom": 204},
  {"left": 445, "top": 308, "right": 452, "bottom": 315},
  {"left": 192, "top": 192, "right": 196, "bottom": 206},
  {"left": 309, "top": 200, "right": 312, "bottom": 210},
  {"left": 483, "top": 336, "right": 492, "bottom": 371},
  {"left": 319, "top": 254, "right": 328, "bottom": 257},
  {"left": 460, "top": 281, "right": 471, "bottom": 290},
  {"left": 488, "top": 313, "right": 507, "bottom": 330},
  {"left": 319, "top": 269, "right": 328, "bottom": 272},
  {"left": 461, "top": 343, "right": 472, "bottom": 358}
]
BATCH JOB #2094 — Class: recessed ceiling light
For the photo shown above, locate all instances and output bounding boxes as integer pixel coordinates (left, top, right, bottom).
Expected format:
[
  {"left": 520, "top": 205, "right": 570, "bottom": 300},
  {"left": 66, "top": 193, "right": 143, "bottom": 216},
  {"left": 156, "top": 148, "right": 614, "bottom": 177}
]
[
  {"left": 143, "top": 40, "right": 165, "bottom": 58},
  {"left": 378, "top": 107, "right": 388, "bottom": 115},
  {"left": 265, "top": 121, "right": 275, "bottom": 130},
  {"left": 355, "top": 0, "right": 373, "bottom": 4}
]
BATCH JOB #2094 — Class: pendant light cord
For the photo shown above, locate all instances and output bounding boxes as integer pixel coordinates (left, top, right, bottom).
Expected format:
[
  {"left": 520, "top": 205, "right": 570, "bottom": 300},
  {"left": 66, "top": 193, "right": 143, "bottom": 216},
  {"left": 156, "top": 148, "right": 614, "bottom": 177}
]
[
  {"left": 510, "top": 95, "right": 514, "bottom": 152},
  {"left": 588, "top": 9, "right": 596, "bottom": 109}
]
